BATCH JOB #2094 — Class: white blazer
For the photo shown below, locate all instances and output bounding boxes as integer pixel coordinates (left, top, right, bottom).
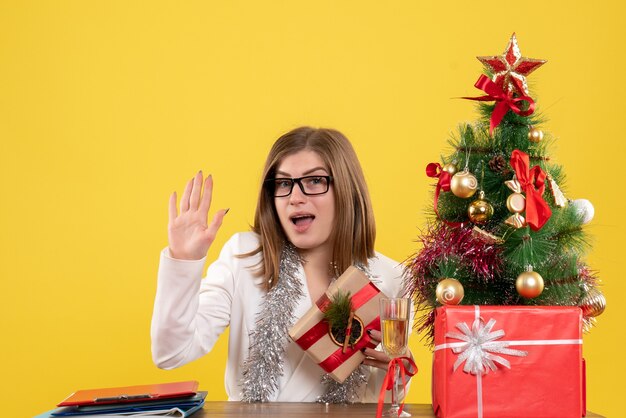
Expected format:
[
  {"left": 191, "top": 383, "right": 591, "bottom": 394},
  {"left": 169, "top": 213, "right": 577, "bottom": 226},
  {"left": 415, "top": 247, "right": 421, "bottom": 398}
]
[{"left": 151, "top": 232, "right": 406, "bottom": 402}]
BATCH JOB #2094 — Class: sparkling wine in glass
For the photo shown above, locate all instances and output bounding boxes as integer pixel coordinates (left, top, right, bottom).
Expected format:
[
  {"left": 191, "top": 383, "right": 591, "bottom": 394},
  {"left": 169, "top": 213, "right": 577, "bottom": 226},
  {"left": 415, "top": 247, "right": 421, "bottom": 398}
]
[
  {"left": 382, "top": 317, "right": 409, "bottom": 358},
  {"left": 380, "top": 297, "right": 411, "bottom": 417}
]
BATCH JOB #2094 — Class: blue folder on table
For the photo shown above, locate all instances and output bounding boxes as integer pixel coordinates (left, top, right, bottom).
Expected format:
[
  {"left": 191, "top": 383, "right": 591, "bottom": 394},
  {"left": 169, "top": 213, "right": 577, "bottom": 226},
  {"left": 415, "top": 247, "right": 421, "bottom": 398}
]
[{"left": 34, "top": 391, "right": 206, "bottom": 418}]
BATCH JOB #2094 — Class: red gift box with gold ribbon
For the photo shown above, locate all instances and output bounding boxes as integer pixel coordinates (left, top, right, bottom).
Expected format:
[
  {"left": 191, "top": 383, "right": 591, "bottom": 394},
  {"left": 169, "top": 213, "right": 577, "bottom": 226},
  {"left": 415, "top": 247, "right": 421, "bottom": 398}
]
[
  {"left": 289, "top": 266, "right": 387, "bottom": 383},
  {"left": 432, "top": 305, "right": 585, "bottom": 418}
]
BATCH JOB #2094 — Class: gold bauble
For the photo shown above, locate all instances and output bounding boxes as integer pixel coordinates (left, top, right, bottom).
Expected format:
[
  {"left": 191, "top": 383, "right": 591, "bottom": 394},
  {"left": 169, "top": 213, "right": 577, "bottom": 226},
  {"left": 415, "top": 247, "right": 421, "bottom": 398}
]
[
  {"left": 528, "top": 127, "right": 544, "bottom": 143},
  {"left": 468, "top": 191, "right": 494, "bottom": 224},
  {"left": 580, "top": 287, "right": 606, "bottom": 318},
  {"left": 442, "top": 162, "right": 458, "bottom": 176},
  {"left": 435, "top": 278, "right": 465, "bottom": 305},
  {"left": 516, "top": 269, "right": 544, "bottom": 299},
  {"left": 450, "top": 170, "right": 478, "bottom": 198},
  {"left": 506, "top": 193, "right": 526, "bottom": 213}
]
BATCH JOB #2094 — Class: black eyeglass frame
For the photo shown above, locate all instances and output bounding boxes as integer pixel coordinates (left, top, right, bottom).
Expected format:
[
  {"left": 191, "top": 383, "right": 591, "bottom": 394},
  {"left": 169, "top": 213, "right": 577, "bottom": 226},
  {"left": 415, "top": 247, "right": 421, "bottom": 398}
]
[{"left": 264, "top": 175, "right": 333, "bottom": 197}]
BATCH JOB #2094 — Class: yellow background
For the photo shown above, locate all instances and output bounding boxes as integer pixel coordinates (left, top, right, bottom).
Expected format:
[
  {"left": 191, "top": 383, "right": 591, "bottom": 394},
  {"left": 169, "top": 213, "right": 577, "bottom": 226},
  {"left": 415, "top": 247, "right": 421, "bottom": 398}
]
[{"left": 1, "top": 1, "right": 623, "bottom": 416}]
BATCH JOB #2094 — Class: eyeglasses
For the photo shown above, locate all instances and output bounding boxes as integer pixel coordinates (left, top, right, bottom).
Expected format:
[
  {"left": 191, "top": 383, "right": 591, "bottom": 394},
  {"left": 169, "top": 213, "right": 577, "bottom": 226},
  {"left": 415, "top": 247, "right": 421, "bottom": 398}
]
[{"left": 265, "top": 175, "right": 333, "bottom": 197}]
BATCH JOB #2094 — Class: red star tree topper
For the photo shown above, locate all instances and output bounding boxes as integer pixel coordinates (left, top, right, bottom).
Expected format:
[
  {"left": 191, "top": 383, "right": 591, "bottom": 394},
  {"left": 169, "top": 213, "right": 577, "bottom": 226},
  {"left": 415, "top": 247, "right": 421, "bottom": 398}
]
[{"left": 477, "top": 33, "right": 546, "bottom": 96}]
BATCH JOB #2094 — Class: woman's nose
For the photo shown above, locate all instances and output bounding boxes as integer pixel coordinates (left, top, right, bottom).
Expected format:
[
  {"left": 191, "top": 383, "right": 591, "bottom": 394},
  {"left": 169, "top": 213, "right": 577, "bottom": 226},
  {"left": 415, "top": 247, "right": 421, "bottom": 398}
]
[{"left": 288, "top": 183, "right": 307, "bottom": 204}]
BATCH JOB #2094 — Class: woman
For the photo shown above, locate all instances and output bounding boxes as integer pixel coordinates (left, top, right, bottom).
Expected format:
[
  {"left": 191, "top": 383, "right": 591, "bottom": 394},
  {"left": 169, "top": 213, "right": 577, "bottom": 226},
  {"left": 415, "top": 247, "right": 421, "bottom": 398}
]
[{"left": 151, "top": 126, "right": 410, "bottom": 403}]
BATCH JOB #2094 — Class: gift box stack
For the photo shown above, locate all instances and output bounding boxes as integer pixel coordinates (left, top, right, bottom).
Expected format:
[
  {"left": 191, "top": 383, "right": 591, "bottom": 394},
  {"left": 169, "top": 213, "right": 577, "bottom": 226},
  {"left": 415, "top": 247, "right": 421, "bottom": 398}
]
[{"left": 404, "top": 34, "right": 605, "bottom": 417}]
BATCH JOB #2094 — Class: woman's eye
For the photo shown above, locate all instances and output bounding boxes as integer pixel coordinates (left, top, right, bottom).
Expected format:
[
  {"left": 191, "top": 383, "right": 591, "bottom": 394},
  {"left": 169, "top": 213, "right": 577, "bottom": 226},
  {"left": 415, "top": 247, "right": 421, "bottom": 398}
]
[
  {"left": 307, "top": 177, "right": 323, "bottom": 185},
  {"left": 276, "top": 180, "right": 292, "bottom": 189}
]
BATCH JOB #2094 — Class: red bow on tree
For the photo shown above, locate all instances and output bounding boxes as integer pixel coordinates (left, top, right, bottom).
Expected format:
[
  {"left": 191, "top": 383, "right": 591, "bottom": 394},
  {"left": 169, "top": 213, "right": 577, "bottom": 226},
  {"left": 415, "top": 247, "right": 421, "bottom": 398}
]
[
  {"left": 426, "top": 163, "right": 451, "bottom": 216},
  {"left": 426, "top": 163, "right": 463, "bottom": 228},
  {"left": 510, "top": 150, "right": 552, "bottom": 231},
  {"left": 463, "top": 75, "right": 535, "bottom": 135},
  {"left": 426, "top": 162, "right": 451, "bottom": 193}
]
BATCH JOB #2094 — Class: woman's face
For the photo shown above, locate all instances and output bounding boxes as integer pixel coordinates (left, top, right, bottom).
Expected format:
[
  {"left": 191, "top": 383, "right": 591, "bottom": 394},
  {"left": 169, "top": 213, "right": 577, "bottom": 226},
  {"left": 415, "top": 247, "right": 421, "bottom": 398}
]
[{"left": 273, "top": 150, "right": 335, "bottom": 254}]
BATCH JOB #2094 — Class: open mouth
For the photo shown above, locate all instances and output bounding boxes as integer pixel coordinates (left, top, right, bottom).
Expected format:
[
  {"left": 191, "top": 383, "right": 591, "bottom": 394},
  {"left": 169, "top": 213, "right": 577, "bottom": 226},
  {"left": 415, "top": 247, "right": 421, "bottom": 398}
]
[{"left": 291, "top": 215, "right": 315, "bottom": 225}]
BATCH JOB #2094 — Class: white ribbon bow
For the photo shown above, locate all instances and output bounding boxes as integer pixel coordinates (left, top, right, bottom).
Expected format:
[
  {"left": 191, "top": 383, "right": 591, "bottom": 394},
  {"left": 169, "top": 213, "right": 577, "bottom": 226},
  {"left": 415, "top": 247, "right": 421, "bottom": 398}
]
[{"left": 446, "top": 317, "right": 528, "bottom": 375}]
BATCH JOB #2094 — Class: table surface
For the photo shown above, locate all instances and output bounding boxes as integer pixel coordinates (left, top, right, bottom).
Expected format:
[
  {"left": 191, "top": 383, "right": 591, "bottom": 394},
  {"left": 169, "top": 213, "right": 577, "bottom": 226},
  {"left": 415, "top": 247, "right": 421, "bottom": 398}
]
[{"left": 193, "top": 402, "right": 605, "bottom": 418}]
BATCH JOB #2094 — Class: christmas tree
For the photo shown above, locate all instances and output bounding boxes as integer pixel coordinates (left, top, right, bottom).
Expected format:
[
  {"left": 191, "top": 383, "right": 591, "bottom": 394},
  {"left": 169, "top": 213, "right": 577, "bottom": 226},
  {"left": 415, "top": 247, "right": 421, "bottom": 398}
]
[{"left": 404, "top": 33, "right": 606, "bottom": 344}]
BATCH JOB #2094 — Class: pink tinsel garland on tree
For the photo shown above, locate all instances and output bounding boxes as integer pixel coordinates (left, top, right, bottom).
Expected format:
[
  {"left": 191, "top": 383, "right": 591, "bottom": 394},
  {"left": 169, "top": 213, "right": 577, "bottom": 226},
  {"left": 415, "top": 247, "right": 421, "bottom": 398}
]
[{"left": 403, "top": 223, "right": 504, "bottom": 345}]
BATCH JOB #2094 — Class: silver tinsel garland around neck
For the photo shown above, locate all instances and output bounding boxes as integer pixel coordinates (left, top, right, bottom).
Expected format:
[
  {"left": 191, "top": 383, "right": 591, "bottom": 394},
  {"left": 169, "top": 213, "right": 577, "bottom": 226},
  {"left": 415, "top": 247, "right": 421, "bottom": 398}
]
[
  {"left": 240, "top": 242, "right": 371, "bottom": 403},
  {"left": 240, "top": 242, "right": 304, "bottom": 402},
  {"left": 317, "top": 365, "right": 369, "bottom": 404}
]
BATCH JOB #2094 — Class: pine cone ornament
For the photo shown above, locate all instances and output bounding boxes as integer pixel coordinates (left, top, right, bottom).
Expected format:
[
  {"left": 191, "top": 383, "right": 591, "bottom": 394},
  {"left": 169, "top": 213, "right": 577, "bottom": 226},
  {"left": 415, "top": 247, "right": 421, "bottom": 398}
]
[{"left": 488, "top": 155, "right": 511, "bottom": 176}]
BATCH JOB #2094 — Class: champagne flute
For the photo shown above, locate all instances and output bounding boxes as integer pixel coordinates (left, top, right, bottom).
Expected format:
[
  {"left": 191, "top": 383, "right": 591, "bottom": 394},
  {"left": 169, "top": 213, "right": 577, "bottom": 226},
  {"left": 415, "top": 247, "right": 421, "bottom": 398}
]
[{"left": 380, "top": 297, "right": 411, "bottom": 417}]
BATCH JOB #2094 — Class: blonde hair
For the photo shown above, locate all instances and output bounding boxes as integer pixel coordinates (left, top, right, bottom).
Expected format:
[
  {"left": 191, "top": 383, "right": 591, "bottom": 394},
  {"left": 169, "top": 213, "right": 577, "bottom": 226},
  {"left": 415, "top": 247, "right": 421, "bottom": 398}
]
[{"left": 244, "top": 126, "right": 376, "bottom": 290}]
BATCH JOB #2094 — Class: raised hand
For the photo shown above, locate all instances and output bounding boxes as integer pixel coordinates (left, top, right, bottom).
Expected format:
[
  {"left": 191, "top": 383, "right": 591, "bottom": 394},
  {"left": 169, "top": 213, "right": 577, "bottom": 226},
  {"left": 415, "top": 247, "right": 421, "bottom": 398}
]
[{"left": 168, "top": 171, "right": 228, "bottom": 260}]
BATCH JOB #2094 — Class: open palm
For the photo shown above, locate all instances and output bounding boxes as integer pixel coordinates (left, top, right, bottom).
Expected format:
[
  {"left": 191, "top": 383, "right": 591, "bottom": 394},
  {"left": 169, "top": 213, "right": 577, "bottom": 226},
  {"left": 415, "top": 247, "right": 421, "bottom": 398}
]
[{"left": 168, "top": 171, "right": 228, "bottom": 260}]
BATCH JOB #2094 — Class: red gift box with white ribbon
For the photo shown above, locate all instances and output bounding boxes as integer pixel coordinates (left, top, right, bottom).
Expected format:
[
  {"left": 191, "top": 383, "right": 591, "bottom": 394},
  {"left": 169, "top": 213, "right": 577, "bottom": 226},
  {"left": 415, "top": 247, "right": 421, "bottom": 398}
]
[
  {"left": 432, "top": 305, "right": 585, "bottom": 418},
  {"left": 288, "top": 266, "right": 387, "bottom": 383}
]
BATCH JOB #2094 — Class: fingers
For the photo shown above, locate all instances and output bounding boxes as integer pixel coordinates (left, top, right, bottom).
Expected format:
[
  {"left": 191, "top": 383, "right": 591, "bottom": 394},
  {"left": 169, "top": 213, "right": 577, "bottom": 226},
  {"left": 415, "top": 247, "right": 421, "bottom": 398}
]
[
  {"left": 362, "top": 347, "right": 417, "bottom": 374},
  {"left": 204, "top": 208, "right": 229, "bottom": 245},
  {"left": 198, "top": 174, "right": 213, "bottom": 215},
  {"left": 403, "top": 351, "right": 417, "bottom": 374},
  {"left": 362, "top": 358, "right": 390, "bottom": 370},
  {"left": 205, "top": 209, "right": 230, "bottom": 250},
  {"left": 368, "top": 329, "right": 382, "bottom": 345},
  {"left": 363, "top": 347, "right": 389, "bottom": 362},
  {"left": 168, "top": 192, "right": 178, "bottom": 224},
  {"left": 361, "top": 329, "right": 386, "bottom": 369},
  {"left": 361, "top": 330, "right": 413, "bottom": 372},
  {"left": 180, "top": 177, "right": 193, "bottom": 212},
  {"left": 362, "top": 347, "right": 390, "bottom": 370},
  {"left": 189, "top": 171, "right": 203, "bottom": 210}
]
